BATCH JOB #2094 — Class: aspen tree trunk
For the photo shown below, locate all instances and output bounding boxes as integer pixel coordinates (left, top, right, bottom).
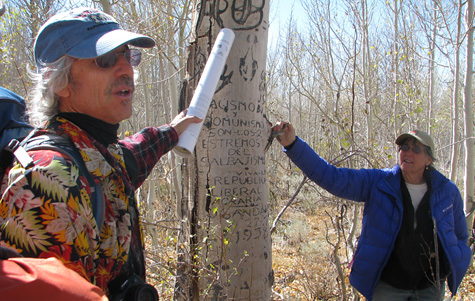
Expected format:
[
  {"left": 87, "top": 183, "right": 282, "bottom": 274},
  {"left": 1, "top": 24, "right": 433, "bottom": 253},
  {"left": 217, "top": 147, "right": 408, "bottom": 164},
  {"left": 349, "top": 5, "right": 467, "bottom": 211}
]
[
  {"left": 449, "top": 0, "right": 462, "bottom": 182},
  {"left": 427, "top": 0, "right": 437, "bottom": 135},
  {"left": 98, "top": 0, "right": 112, "bottom": 15},
  {"left": 175, "top": 1, "right": 272, "bottom": 300},
  {"left": 393, "top": 0, "right": 400, "bottom": 138},
  {"left": 166, "top": 0, "right": 183, "bottom": 209},
  {"left": 361, "top": 0, "right": 373, "bottom": 143},
  {"left": 463, "top": 0, "right": 475, "bottom": 229}
]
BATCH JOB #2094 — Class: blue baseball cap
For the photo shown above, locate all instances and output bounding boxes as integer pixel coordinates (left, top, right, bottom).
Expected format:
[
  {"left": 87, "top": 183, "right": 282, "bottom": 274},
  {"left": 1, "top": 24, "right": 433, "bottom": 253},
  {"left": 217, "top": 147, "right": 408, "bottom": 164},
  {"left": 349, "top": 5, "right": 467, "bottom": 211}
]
[{"left": 34, "top": 7, "right": 155, "bottom": 69}]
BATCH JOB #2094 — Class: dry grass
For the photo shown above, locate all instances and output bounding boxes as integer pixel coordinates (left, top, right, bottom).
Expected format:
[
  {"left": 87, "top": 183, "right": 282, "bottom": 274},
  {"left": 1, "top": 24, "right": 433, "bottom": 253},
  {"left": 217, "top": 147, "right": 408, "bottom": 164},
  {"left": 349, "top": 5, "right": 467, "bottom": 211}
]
[
  {"left": 141, "top": 180, "right": 475, "bottom": 300},
  {"left": 270, "top": 208, "right": 475, "bottom": 301}
]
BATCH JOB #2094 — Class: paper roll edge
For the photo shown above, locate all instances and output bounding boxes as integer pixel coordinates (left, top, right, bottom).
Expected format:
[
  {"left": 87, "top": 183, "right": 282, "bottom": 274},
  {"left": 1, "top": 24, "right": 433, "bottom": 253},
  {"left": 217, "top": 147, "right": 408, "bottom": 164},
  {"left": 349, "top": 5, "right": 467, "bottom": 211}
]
[{"left": 173, "top": 145, "right": 193, "bottom": 157}]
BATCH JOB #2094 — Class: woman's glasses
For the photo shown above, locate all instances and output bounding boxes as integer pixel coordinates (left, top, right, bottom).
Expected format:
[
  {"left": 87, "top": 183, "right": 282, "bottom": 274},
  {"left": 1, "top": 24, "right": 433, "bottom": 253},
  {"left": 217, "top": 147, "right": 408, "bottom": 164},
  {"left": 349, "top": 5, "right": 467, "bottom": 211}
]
[
  {"left": 399, "top": 144, "right": 423, "bottom": 154},
  {"left": 94, "top": 49, "right": 141, "bottom": 68}
]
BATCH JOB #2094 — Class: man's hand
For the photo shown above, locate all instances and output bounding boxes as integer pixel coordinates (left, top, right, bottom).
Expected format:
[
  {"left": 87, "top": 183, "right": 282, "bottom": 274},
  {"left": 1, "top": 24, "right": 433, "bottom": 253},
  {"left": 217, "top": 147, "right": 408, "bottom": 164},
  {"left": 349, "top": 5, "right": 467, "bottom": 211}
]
[{"left": 170, "top": 110, "right": 202, "bottom": 136}]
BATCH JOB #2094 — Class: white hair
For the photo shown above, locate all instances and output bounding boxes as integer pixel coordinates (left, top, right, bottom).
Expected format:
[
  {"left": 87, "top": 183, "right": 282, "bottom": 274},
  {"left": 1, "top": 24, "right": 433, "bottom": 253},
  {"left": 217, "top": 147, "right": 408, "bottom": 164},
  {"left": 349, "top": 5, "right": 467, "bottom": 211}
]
[
  {"left": 27, "top": 56, "right": 75, "bottom": 127},
  {"left": 27, "top": 54, "right": 141, "bottom": 127}
]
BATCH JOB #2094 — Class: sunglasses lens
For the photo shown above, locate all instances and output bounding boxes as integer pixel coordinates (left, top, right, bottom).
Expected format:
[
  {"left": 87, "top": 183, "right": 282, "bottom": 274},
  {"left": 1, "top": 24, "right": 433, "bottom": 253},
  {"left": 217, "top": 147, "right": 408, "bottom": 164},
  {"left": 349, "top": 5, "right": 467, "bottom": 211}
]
[
  {"left": 95, "top": 49, "right": 142, "bottom": 68},
  {"left": 95, "top": 52, "right": 117, "bottom": 68},
  {"left": 400, "top": 144, "right": 423, "bottom": 154},
  {"left": 126, "top": 49, "right": 141, "bottom": 67}
]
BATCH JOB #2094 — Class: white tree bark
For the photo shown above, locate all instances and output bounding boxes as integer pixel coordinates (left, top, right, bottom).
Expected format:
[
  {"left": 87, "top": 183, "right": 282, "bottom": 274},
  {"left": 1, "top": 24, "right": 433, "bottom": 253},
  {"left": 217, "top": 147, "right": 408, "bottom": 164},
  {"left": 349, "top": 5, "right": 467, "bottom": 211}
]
[
  {"left": 176, "top": 0, "right": 272, "bottom": 299},
  {"left": 427, "top": 0, "right": 437, "bottom": 135},
  {"left": 393, "top": 0, "right": 401, "bottom": 139},
  {"left": 463, "top": 0, "right": 475, "bottom": 228},
  {"left": 450, "top": 0, "right": 463, "bottom": 182}
]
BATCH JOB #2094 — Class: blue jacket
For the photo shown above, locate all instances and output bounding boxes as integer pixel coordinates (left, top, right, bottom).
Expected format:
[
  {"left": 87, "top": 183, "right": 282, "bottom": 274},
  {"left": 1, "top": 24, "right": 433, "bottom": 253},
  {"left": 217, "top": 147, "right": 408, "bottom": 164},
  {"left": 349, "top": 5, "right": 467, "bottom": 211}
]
[{"left": 285, "top": 137, "right": 471, "bottom": 300}]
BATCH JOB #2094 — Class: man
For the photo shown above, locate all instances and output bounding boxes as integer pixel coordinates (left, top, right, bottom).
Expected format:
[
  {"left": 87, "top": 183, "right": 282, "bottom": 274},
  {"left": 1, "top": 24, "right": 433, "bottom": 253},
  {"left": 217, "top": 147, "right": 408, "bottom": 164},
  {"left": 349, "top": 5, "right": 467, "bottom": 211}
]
[
  {"left": 1, "top": 3, "right": 108, "bottom": 300},
  {"left": 0, "top": 7, "right": 200, "bottom": 298}
]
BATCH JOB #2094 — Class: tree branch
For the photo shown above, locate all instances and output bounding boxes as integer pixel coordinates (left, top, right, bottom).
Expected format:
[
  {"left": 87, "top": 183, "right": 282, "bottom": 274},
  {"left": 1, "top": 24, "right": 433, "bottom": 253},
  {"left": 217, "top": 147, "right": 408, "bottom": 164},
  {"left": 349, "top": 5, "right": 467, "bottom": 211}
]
[{"left": 270, "top": 176, "right": 307, "bottom": 235}]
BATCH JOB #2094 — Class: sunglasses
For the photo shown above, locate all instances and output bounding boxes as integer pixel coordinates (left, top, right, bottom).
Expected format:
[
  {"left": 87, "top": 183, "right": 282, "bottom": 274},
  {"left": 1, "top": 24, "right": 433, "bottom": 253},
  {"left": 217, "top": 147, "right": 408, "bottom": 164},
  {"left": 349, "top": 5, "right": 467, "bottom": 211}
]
[
  {"left": 94, "top": 49, "right": 142, "bottom": 68},
  {"left": 399, "top": 144, "right": 423, "bottom": 154}
]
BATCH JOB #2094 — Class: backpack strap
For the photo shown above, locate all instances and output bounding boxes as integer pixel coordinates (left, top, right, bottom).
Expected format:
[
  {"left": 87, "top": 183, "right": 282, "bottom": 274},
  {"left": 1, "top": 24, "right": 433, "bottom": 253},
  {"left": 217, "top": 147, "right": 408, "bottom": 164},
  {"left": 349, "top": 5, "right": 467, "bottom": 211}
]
[
  {"left": 4, "top": 131, "right": 105, "bottom": 230},
  {"left": 0, "top": 129, "right": 38, "bottom": 188}
]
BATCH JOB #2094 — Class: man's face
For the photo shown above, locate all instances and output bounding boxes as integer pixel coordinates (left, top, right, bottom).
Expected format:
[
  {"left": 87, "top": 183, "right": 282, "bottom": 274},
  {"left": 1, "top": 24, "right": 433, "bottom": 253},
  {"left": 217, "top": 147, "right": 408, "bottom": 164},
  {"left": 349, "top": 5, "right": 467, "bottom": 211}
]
[{"left": 56, "top": 45, "right": 136, "bottom": 124}]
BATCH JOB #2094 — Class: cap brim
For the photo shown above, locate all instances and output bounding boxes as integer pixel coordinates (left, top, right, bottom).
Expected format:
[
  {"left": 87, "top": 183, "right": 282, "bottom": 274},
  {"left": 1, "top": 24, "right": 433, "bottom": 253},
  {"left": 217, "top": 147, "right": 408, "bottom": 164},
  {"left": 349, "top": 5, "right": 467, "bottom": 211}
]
[
  {"left": 395, "top": 133, "right": 415, "bottom": 145},
  {"left": 396, "top": 133, "right": 431, "bottom": 150},
  {"left": 66, "top": 29, "right": 155, "bottom": 59}
]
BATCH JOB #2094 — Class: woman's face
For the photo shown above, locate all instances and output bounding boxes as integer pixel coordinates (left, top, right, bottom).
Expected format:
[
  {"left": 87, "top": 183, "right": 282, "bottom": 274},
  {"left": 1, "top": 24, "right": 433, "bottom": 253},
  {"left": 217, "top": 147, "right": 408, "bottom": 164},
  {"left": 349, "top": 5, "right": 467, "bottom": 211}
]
[{"left": 398, "top": 139, "right": 433, "bottom": 184}]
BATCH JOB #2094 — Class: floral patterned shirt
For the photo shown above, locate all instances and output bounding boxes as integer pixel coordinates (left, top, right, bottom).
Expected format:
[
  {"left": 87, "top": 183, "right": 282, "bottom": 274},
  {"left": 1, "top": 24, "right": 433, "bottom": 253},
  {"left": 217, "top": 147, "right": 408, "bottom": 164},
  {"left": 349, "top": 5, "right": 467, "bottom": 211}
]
[{"left": 0, "top": 116, "right": 178, "bottom": 294}]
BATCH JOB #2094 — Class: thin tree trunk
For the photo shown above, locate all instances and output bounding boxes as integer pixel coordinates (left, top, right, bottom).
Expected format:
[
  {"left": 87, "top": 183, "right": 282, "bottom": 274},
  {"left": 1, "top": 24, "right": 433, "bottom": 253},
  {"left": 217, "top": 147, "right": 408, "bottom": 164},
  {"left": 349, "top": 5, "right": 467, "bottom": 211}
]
[
  {"left": 464, "top": 0, "right": 475, "bottom": 229},
  {"left": 166, "top": 0, "right": 183, "bottom": 212},
  {"left": 393, "top": 0, "right": 400, "bottom": 138},
  {"left": 450, "top": 0, "right": 462, "bottom": 182},
  {"left": 362, "top": 0, "right": 373, "bottom": 143},
  {"left": 428, "top": 0, "right": 437, "bottom": 135}
]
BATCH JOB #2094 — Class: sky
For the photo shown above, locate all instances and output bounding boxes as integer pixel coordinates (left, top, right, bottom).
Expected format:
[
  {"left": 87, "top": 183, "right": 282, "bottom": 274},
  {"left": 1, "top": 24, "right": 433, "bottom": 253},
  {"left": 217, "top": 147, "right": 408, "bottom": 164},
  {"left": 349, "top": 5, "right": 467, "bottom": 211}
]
[{"left": 268, "top": 0, "right": 307, "bottom": 49}]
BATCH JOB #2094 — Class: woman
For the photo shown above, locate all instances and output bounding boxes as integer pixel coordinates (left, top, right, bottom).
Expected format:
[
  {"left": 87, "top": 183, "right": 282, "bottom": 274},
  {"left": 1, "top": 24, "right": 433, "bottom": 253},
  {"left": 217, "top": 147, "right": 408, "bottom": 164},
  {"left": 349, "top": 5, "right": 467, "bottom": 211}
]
[{"left": 273, "top": 122, "right": 471, "bottom": 300}]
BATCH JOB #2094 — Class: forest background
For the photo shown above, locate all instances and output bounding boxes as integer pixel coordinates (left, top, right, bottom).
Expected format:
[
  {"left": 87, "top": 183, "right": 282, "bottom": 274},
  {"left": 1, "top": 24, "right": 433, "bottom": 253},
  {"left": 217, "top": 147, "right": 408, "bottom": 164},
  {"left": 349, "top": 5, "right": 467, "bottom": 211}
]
[{"left": 1, "top": 0, "right": 475, "bottom": 299}]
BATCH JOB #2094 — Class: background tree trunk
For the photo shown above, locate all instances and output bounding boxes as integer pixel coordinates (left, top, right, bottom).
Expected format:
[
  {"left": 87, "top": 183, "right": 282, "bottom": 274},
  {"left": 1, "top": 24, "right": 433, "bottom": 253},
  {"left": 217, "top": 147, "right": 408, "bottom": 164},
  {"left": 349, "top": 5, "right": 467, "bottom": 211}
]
[
  {"left": 392, "top": 0, "right": 401, "bottom": 139},
  {"left": 450, "top": 0, "right": 462, "bottom": 183},
  {"left": 463, "top": 0, "right": 475, "bottom": 229},
  {"left": 427, "top": 0, "right": 437, "bottom": 135},
  {"left": 175, "top": 0, "right": 272, "bottom": 299}
]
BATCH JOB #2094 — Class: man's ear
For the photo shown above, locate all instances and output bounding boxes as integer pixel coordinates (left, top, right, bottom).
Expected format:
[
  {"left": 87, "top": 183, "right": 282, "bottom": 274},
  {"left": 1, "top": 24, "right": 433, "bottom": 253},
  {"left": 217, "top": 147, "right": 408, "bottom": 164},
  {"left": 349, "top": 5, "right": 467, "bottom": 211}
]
[{"left": 56, "top": 83, "right": 71, "bottom": 98}]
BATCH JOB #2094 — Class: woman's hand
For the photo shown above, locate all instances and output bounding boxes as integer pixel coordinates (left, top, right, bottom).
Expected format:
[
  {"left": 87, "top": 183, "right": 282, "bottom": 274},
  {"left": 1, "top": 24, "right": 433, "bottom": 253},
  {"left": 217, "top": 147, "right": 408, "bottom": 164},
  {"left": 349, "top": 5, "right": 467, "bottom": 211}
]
[{"left": 272, "top": 121, "right": 296, "bottom": 147}]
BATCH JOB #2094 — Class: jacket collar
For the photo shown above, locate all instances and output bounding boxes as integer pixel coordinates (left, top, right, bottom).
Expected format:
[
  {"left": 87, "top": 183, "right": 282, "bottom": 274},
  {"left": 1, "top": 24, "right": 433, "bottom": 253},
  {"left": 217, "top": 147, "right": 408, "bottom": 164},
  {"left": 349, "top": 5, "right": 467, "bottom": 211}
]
[
  {"left": 378, "top": 164, "right": 449, "bottom": 196},
  {"left": 377, "top": 164, "right": 402, "bottom": 195}
]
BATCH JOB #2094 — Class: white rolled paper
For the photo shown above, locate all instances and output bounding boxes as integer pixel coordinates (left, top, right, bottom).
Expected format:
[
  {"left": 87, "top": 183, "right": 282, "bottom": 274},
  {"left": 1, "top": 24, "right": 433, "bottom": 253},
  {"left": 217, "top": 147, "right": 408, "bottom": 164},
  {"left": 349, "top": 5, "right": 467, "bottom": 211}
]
[{"left": 174, "top": 28, "right": 235, "bottom": 157}]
